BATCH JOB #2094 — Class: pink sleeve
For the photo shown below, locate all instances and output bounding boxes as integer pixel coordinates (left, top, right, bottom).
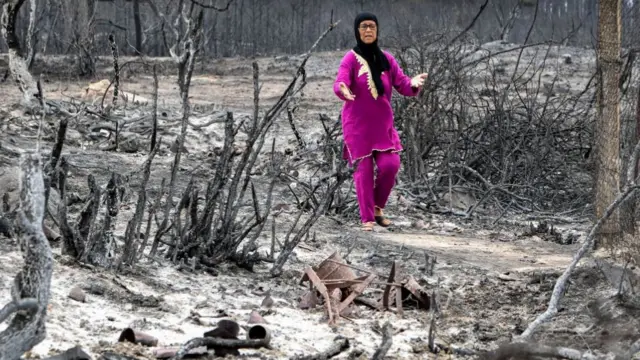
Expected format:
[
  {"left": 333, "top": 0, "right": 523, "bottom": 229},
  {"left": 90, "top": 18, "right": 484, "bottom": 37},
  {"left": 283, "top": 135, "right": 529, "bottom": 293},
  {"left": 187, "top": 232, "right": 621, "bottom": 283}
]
[
  {"left": 388, "top": 52, "right": 420, "bottom": 97},
  {"left": 333, "top": 53, "right": 353, "bottom": 101}
]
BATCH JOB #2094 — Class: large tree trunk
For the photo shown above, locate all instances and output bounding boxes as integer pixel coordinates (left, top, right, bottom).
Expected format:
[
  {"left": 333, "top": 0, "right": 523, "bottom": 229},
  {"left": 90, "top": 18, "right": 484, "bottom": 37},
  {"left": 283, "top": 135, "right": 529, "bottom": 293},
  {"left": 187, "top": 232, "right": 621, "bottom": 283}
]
[
  {"left": 25, "top": 0, "right": 36, "bottom": 70},
  {"left": 0, "top": 152, "right": 53, "bottom": 360},
  {"left": 72, "top": 0, "right": 96, "bottom": 77},
  {"left": 0, "top": 0, "right": 39, "bottom": 105},
  {"left": 595, "top": 0, "right": 623, "bottom": 249},
  {"left": 620, "top": 52, "right": 639, "bottom": 237},
  {"left": 133, "top": 0, "right": 142, "bottom": 54}
]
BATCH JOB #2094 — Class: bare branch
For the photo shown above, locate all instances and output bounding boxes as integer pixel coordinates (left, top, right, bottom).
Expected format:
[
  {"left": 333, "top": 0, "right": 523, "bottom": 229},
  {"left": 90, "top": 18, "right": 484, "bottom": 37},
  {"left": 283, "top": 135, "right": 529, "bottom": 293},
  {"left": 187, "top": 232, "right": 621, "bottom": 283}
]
[
  {"left": 447, "top": 0, "right": 489, "bottom": 45},
  {"left": 0, "top": 298, "right": 38, "bottom": 324},
  {"left": 371, "top": 322, "right": 393, "bottom": 360},
  {"left": 190, "top": 0, "right": 233, "bottom": 11},
  {"left": 291, "top": 336, "right": 350, "bottom": 360}
]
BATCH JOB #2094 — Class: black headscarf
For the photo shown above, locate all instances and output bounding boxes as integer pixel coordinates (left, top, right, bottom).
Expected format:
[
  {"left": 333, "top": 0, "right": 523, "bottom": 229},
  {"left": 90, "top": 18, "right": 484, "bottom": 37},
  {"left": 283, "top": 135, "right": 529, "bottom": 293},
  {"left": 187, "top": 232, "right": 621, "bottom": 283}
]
[{"left": 353, "top": 12, "right": 390, "bottom": 96}]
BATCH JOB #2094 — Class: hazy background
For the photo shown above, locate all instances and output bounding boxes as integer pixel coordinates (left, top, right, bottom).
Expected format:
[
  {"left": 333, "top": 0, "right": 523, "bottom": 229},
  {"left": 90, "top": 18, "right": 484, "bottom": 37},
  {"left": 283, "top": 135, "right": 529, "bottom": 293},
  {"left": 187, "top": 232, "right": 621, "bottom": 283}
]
[{"left": 3, "top": 0, "right": 639, "bottom": 60}]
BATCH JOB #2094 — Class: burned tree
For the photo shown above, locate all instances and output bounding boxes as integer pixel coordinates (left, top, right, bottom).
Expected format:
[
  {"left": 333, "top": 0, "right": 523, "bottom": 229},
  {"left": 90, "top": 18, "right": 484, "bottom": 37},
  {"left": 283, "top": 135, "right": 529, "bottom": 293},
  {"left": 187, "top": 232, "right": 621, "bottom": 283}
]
[
  {"left": 39, "top": 2, "right": 345, "bottom": 276},
  {"left": 161, "top": 20, "right": 342, "bottom": 271},
  {"left": 70, "top": 0, "right": 97, "bottom": 77},
  {"left": 491, "top": 0, "right": 522, "bottom": 42},
  {"left": 0, "top": 152, "right": 53, "bottom": 360},
  {"left": 594, "top": 0, "right": 623, "bottom": 249},
  {"left": 1, "top": 0, "right": 39, "bottom": 105},
  {"left": 384, "top": 2, "right": 599, "bottom": 218},
  {"left": 149, "top": 0, "right": 206, "bottom": 265}
]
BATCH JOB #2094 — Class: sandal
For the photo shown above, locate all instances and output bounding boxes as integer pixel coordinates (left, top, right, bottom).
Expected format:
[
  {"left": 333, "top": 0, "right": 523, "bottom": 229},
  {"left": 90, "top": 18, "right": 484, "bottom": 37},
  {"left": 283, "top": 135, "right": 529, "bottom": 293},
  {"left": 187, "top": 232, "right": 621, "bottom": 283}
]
[
  {"left": 362, "top": 221, "right": 375, "bottom": 231},
  {"left": 374, "top": 207, "right": 392, "bottom": 228},
  {"left": 375, "top": 216, "right": 392, "bottom": 227}
]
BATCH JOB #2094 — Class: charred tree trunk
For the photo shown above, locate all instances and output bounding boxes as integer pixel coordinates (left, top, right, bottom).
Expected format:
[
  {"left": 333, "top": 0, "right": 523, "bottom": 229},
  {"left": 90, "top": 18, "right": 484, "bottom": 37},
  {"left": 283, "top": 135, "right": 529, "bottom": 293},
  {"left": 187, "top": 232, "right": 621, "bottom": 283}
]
[
  {"left": 72, "top": 0, "right": 96, "bottom": 77},
  {"left": 156, "top": 5, "right": 205, "bottom": 262},
  {"left": 620, "top": 52, "right": 638, "bottom": 237},
  {"left": 0, "top": 0, "right": 39, "bottom": 105},
  {"left": 594, "top": 0, "right": 623, "bottom": 249},
  {"left": 82, "top": 173, "right": 122, "bottom": 267},
  {"left": 25, "top": 0, "right": 36, "bottom": 70},
  {"left": 133, "top": 0, "right": 142, "bottom": 54},
  {"left": 0, "top": 153, "right": 53, "bottom": 360},
  {"left": 500, "top": 2, "right": 521, "bottom": 42}
]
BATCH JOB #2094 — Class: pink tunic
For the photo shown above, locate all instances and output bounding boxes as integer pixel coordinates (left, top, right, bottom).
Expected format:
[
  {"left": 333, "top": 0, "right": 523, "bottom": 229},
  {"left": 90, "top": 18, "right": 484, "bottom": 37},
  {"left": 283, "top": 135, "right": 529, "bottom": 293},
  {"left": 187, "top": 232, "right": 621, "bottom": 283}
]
[{"left": 333, "top": 50, "right": 419, "bottom": 165}]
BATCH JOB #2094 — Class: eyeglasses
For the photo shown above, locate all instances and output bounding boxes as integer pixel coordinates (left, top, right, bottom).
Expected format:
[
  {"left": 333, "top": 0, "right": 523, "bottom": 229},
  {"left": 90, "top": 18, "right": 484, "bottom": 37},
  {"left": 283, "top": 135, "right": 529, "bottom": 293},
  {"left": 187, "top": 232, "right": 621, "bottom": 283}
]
[{"left": 358, "top": 24, "right": 377, "bottom": 31}]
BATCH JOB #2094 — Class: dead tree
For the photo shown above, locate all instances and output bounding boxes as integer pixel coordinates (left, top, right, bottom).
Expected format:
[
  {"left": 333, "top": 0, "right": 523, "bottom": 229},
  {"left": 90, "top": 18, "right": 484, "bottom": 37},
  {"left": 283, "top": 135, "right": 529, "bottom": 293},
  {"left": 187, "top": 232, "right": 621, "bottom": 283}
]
[
  {"left": 0, "top": 152, "right": 53, "bottom": 360},
  {"left": 152, "top": 1, "right": 205, "bottom": 262},
  {"left": 492, "top": 0, "right": 522, "bottom": 42},
  {"left": 132, "top": 0, "right": 142, "bottom": 53},
  {"left": 387, "top": 8, "right": 597, "bottom": 216},
  {"left": 594, "top": 0, "right": 623, "bottom": 249},
  {"left": 159, "top": 20, "right": 340, "bottom": 271},
  {"left": 70, "top": 0, "right": 97, "bottom": 77},
  {"left": 208, "top": 22, "right": 341, "bottom": 267},
  {"left": 24, "top": 0, "right": 36, "bottom": 68},
  {"left": 270, "top": 167, "right": 352, "bottom": 277},
  {"left": 108, "top": 33, "right": 120, "bottom": 107},
  {"left": 118, "top": 67, "right": 160, "bottom": 269},
  {"left": 0, "top": 0, "right": 39, "bottom": 105},
  {"left": 618, "top": 50, "right": 639, "bottom": 237}
]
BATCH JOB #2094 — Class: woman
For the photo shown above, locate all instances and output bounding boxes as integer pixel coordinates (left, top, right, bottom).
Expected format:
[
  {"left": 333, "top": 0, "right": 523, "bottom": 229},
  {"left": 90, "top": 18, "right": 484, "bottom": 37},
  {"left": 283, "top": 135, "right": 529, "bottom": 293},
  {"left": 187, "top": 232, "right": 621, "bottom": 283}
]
[{"left": 333, "top": 12, "right": 427, "bottom": 231}]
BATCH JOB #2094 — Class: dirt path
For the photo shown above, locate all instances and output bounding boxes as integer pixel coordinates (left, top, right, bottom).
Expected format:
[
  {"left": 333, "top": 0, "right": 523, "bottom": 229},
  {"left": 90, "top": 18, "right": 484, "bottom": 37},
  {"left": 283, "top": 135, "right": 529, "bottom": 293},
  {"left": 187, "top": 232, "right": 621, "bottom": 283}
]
[{"left": 377, "top": 231, "right": 577, "bottom": 273}]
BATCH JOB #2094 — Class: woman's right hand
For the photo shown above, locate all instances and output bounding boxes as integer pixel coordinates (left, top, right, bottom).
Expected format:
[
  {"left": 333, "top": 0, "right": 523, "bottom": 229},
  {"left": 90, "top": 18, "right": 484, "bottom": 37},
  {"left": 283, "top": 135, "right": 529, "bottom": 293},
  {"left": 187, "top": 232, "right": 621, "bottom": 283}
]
[{"left": 339, "top": 82, "right": 355, "bottom": 101}]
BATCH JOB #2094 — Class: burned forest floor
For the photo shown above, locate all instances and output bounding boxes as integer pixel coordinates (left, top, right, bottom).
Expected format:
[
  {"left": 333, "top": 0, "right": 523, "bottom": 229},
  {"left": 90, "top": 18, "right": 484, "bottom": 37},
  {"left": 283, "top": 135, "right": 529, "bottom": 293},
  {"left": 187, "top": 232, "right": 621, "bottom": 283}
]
[{"left": 0, "top": 43, "right": 639, "bottom": 359}]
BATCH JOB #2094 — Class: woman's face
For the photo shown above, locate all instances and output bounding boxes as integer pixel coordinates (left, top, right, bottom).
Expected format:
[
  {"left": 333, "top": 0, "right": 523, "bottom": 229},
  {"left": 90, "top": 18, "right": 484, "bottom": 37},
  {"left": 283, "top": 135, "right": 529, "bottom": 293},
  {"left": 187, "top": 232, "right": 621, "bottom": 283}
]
[{"left": 358, "top": 20, "right": 377, "bottom": 44}]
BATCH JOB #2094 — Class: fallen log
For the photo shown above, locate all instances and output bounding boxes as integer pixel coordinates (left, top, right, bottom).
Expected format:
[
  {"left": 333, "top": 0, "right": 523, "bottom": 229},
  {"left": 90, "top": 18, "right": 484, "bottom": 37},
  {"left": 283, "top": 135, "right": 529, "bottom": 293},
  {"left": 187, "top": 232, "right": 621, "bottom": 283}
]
[
  {"left": 289, "top": 336, "right": 350, "bottom": 360},
  {"left": 481, "top": 341, "right": 616, "bottom": 360}
]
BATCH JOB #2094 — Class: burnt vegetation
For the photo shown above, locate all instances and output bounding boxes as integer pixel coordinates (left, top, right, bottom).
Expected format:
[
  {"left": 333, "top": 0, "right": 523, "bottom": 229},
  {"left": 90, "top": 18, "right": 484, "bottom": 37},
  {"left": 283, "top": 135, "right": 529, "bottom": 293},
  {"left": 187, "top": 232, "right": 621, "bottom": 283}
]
[
  {"left": 1, "top": 0, "right": 349, "bottom": 274},
  {"left": 0, "top": 0, "right": 640, "bottom": 359}
]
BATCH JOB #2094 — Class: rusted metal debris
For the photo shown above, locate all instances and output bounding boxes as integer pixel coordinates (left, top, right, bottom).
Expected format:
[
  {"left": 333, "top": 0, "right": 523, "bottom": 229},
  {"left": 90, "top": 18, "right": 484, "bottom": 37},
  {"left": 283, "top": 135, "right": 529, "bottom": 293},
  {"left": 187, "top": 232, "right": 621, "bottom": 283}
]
[
  {"left": 299, "top": 252, "right": 431, "bottom": 324},
  {"left": 382, "top": 261, "right": 403, "bottom": 316},
  {"left": 108, "top": 320, "right": 272, "bottom": 359},
  {"left": 402, "top": 275, "right": 431, "bottom": 310}
]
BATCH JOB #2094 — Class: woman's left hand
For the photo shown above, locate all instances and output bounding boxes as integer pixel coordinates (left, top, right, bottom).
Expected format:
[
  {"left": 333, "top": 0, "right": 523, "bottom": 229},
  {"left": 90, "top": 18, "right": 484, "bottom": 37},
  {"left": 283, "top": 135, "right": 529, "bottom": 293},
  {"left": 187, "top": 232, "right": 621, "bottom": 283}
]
[{"left": 410, "top": 73, "right": 428, "bottom": 88}]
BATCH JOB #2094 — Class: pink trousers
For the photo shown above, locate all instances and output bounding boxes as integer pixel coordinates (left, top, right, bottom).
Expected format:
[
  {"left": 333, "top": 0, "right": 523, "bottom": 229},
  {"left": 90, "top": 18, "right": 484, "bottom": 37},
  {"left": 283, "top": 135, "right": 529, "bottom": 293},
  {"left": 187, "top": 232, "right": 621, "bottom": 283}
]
[{"left": 352, "top": 151, "right": 401, "bottom": 223}]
